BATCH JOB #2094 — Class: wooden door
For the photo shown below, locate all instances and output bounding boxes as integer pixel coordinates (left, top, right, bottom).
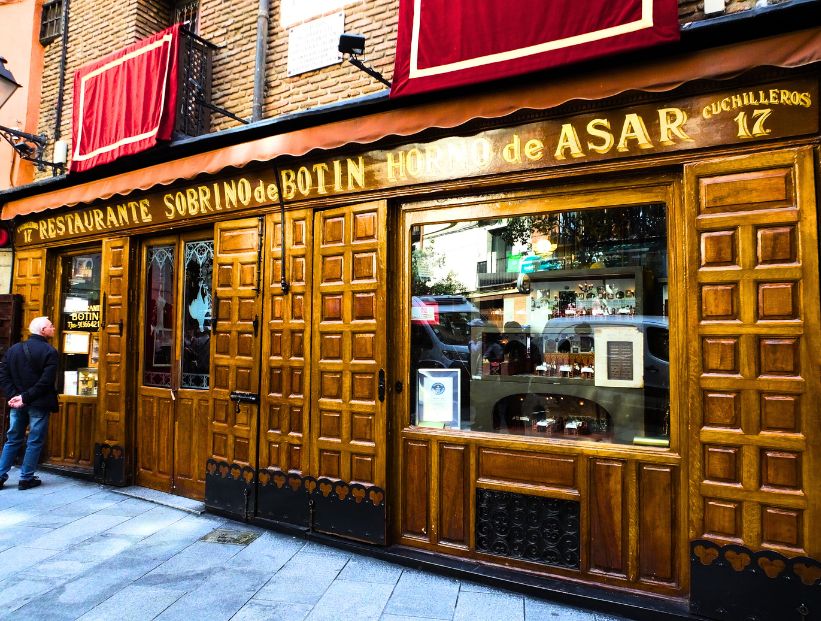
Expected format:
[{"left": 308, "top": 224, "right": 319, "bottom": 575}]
[
  {"left": 259, "top": 209, "right": 313, "bottom": 473},
  {"left": 136, "top": 236, "right": 178, "bottom": 491},
  {"left": 685, "top": 147, "right": 821, "bottom": 558},
  {"left": 209, "top": 218, "right": 263, "bottom": 468},
  {"left": 136, "top": 232, "right": 215, "bottom": 498},
  {"left": 310, "top": 202, "right": 388, "bottom": 488}
]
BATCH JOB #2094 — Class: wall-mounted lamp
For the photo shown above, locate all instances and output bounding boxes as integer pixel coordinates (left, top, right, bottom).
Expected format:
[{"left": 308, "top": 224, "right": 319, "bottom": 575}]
[
  {"left": 338, "top": 34, "right": 391, "bottom": 89},
  {"left": 0, "top": 56, "right": 65, "bottom": 173}
]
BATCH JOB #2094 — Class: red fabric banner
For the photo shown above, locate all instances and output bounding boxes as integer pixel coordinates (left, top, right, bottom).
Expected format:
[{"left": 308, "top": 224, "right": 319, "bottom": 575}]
[
  {"left": 70, "top": 24, "right": 181, "bottom": 173},
  {"left": 391, "top": 0, "right": 680, "bottom": 98}
]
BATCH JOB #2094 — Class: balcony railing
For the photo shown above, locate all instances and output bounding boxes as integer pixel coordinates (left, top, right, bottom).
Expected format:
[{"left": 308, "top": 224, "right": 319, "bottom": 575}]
[
  {"left": 476, "top": 257, "right": 518, "bottom": 289},
  {"left": 175, "top": 28, "right": 216, "bottom": 138}
]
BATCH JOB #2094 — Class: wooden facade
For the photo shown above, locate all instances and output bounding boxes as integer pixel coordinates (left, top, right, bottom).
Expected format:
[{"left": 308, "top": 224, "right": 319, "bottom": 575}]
[{"left": 7, "top": 67, "right": 821, "bottom": 618}]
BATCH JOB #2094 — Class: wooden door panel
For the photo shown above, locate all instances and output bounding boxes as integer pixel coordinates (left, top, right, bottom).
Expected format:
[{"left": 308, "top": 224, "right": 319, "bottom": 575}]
[
  {"left": 685, "top": 147, "right": 821, "bottom": 558},
  {"left": 589, "top": 459, "right": 627, "bottom": 576},
  {"left": 211, "top": 218, "right": 262, "bottom": 466},
  {"left": 259, "top": 210, "right": 312, "bottom": 472},
  {"left": 136, "top": 390, "right": 174, "bottom": 490},
  {"left": 173, "top": 390, "right": 210, "bottom": 499},
  {"left": 311, "top": 202, "right": 387, "bottom": 486},
  {"left": 98, "top": 238, "right": 131, "bottom": 449},
  {"left": 12, "top": 248, "right": 46, "bottom": 336}
]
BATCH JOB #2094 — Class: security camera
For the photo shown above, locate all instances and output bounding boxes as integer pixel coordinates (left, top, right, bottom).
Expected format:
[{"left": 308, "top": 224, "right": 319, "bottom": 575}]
[{"left": 338, "top": 33, "right": 366, "bottom": 56}]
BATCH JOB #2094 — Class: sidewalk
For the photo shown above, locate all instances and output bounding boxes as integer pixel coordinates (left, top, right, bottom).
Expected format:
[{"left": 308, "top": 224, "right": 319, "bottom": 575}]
[{"left": 0, "top": 470, "right": 628, "bottom": 621}]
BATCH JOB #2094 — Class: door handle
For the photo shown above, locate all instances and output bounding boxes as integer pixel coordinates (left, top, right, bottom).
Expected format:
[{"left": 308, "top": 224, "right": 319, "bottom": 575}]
[{"left": 378, "top": 369, "right": 386, "bottom": 402}]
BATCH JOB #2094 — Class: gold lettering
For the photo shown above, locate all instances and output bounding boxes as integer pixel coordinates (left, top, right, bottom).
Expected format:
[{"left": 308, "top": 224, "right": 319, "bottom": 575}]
[
  {"left": 658, "top": 108, "right": 691, "bottom": 146},
  {"left": 769, "top": 89, "right": 779, "bottom": 104},
  {"left": 702, "top": 106, "right": 712, "bottom": 120},
  {"left": 313, "top": 163, "right": 329, "bottom": 194},
  {"left": 617, "top": 114, "right": 653, "bottom": 152},
  {"left": 105, "top": 206, "right": 118, "bottom": 228},
  {"left": 333, "top": 159, "right": 343, "bottom": 190},
  {"left": 47, "top": 219, "right": 56, "bottom": 238},
  {"left": 296, "top": 167, "right": 312, "bottom": 195},
  {"left": 163, "top": 194, "right": 175, "bottom": 219},
  {"left": 23, "top": 229, "right": 32, "bottom": 243},
  {"left": 524, "top": 139, "right": 543, "bottom": 161},
  {"left": 253, "top": 180, "right": 266, "bottom": 203},
  {"left": 186, "top": 188, "right": 199, "bottom": 216},
  {"left": 554, "top": 124, "right": 584, "bottom": 160},
  {"left": 799, "top": 92, "right": 811, "bottom": 107},
  {"left": 473, "top": 138, "right": 492, "bottom": 168},
  {"left": 347, "top": 157, "right": 364, "bottom": 189},
  {"left": 73, "top": 213, "right": 85, "bottom": 233},
  {"left": 386, "top": 152, "right": 405, "bottom": 182},
  {"left": 117, "top": 204, "right": 128, "bottom": 226},
  {"left": 92, "top": 209, "right": 105, "bottom": 231},
  {"left": 267, "top": 182, "right": 278, "bottom": 202},
  {"left": 425, "top": 145, "right": 443, "bottom": 174},
  {"left": 83, "top": 212, "right": 94, "bottom": 231},
  {"left": 279, "top": 170, "right": 296, "bottom": 200},
  {"left": 39, "top": 221, "right": 47, "bottom": 239},
  {"left": 224, "top": 180, "right": 238, "bottom": 209},
  {"left": 731, "top": 94, "right": 742, "bottom": 109},
  {"left": 502, "top": 134, "right": 522, "bottom": 164},
  {"left": 55, "top": 216, "right": 65, "bottom": 236},
  {"left": 405, "top": 148, "right": 422, "bottom": 178},
  {"left": 213, "top": 183, "right": 223, "bottom": 210},
  {"left": 237, "top": 178, "right": 252, "bottom": 206},
  {"left": 66, "top": 215, "right": 74, "bottom": 235},
  {"left": 139, "top": 199, "right": 151, "bottom": 222},
  {"left": 586, "top": 119, "right": 614, "bottom": 154},
  {"left": 446, "top": 142, "right": 468, "bottom": 168},
  {"left": 198, "top": 185, "right": 213, "bottom": 213},
  {"left": 720, "top": 98, "right": 731, "bottom": 112},
  {"left": 128, "top": 201, "right": 140, "bottom": 221}
]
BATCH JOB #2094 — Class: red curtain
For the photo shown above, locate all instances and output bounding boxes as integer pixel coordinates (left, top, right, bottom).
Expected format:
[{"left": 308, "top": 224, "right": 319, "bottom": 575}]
[
  {"left": 391, "top": 0, "right": 679, "bottom": 98},
  {"left": 70, "top": 24, "right": 181, "bottom": 173}
]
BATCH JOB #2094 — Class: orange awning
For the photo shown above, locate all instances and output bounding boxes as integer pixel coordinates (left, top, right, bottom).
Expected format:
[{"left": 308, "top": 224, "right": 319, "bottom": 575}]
[{"left": 3, "top": 27, "right": 820, "bottom": 220}]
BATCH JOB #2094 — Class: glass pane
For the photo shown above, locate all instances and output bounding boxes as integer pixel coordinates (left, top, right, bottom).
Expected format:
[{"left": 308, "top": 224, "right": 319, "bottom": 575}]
[
  {"left": 409, "top": 203, "right": 670, "bottom": 447},
  {"left": 181, "top": 240, "right": 213, "bottom": 389},
  {"left": 59, "top": 252, "right": 101, "bottom": 396},
  {"left": 143, "top": 245, "right": 175, "bottom": 387}
]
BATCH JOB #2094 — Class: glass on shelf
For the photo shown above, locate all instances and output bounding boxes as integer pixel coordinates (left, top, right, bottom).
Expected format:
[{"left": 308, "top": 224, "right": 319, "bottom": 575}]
[{"left": 77, "top": 368, "right": 98, "bottom": 397}]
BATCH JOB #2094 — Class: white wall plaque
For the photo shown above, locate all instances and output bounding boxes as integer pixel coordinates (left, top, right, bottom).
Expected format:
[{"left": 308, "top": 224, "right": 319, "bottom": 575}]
[{"left": 287, "top": 12, "right": 344, "bottom": 77}]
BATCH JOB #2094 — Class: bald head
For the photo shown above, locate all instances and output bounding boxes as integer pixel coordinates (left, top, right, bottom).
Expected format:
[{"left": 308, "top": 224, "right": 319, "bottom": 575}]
[{"left": 29, "top": 317, "right": 55, "bottom": 337}]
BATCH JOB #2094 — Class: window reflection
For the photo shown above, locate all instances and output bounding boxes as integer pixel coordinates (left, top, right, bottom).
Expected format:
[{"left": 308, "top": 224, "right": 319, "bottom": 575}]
[
  {"left": 144, "top": 245, "right": 175, "bottom": 387},
  {"left": 181, "top": 240, "right": 213, "bottom": 389},
  {"left": 409, "top": 203, "right": 670, "bottom": 447}
]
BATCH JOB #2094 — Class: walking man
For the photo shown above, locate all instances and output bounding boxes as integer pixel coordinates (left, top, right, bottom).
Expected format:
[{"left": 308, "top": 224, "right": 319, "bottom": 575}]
[{"left": 0, "top": 316, "right": 58, "bottom": 490}]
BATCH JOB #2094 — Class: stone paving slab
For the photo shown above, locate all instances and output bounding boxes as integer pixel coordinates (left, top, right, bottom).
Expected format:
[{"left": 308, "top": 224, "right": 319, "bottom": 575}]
[{"left": 0, "top": 470, "right": 634, "bottom": 621}]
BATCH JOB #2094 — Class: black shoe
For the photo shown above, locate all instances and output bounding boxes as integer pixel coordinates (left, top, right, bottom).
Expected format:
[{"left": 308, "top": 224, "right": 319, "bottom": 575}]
[
  {"left": 18, "top": 477, "right": 41, "bottom": 490},
  {"left": 0, "top": 475, "right": 6, "bottom": 489}
]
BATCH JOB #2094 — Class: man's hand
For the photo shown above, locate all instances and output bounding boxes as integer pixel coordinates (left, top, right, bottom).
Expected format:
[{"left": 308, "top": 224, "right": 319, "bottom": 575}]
[{"left": 8, "top": 395, "right": 23, "bottom": 409}]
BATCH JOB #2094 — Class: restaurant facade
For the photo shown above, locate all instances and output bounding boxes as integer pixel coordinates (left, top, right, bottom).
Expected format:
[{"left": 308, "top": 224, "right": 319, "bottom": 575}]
[{"left": 1, "top": 15, "right": 820, "bottom": 621}]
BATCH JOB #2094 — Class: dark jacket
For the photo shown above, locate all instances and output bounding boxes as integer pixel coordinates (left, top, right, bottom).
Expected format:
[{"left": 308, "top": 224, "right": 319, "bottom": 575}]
[{"left": 0, "top": 335, "right": 59, "bottom": 412}]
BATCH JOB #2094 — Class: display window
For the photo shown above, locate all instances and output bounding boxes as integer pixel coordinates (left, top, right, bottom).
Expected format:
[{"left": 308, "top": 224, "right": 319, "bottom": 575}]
[
  {"left": 58, "top": 251, "right": 102, "bottom": 397},
  {"left": 409, "top": 202, "right": 670, "bottom": 446}
]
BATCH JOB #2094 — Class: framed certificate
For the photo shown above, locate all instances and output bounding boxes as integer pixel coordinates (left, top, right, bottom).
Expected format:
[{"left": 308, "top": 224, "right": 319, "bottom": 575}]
[
  {"left": 63, "top": 331, "right": 91, "bottom": 354},
  {"left": 416, "top": 368, "right": 460, "bottom": 429}
]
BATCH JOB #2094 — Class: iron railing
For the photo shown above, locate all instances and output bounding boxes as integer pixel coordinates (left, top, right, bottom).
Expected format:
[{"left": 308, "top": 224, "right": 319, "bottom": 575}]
[{"left": 175, "top": 28, "right": 215, "bottom": 138}]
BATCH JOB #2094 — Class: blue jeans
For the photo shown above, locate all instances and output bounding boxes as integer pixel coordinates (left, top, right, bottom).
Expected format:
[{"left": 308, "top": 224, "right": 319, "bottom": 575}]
[{"left": 0, "top": 407, "right": 50, "bottom": 480}]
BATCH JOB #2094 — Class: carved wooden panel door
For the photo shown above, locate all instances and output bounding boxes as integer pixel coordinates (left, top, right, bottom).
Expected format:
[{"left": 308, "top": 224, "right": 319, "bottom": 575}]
[
  {"left": 685, "top": 147, "right": 821, "bottom": 559},
  {"left": 310, "top": 202, "right": 388, "bottom": 489},
  {"left": 210, "top": 218, "right": 263, "bottom": 470},
  {"left": 136, "top": 231, "right": 215, "bottom": 498}
]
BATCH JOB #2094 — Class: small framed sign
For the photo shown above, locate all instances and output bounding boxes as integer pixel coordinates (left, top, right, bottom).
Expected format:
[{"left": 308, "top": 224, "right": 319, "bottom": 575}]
[{"left": 416, "top": 368, "right": 460, "bottom": 429}]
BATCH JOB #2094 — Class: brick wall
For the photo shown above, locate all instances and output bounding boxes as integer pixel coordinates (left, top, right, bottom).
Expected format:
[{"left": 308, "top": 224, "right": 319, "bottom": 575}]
[{"left": 32, "top": 0, "right": 785, "bottom": 178}]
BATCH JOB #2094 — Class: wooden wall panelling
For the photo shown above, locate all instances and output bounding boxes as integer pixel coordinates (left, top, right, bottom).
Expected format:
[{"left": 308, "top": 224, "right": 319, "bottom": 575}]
[
  {"left": 589, "top": 459, "right": 627, "bottom": 576},
  {"left": 402, "top": 438, "right": 429, "bottom": 540},
  {"left": 638, "top": 463, "right": 677, "bottom": 584},
  {"left": 211, "top": 218, "right": 263, "bottom": 466},
  {"left": 684, "top": 146, "right": 820, "bottom": 558},
  {"left": 11, "top": 248, "right": 46, "bottom": 337},
  {"left": 98, "top": 238, "right": 132, "bottom": 449},
  {"left": 310, "top": 201, "right": 387, "bottom": 486},
  {"left": 259, "top": 210, "right": 313, "bottom": 472}
]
